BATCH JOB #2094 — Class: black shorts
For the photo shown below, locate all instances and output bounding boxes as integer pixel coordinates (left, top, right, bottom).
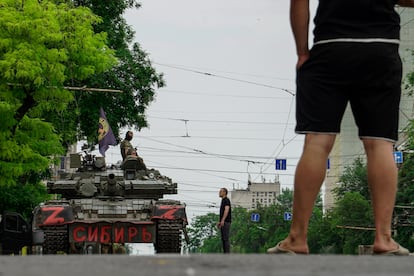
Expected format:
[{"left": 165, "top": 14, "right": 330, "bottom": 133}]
[{"left": 295, "top": 42, "right": 402, "bottom": 142}]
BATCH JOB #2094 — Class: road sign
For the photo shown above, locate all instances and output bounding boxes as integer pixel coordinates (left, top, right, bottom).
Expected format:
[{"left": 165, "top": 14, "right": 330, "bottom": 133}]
[
  {"left": 284, "top": 212, "right": 292, "bottom": 221},
  {"left": 327, "top": 158, "right": 330, "bottom": 169},
  {"left": 393, "top": 151, "right": 403, "bottom": 164},
  {"left": 275, "top": 159, "right": 287, "bottom": 170},
  {"left": 251, "top": 213, "right": 260, "bottom": 222}
]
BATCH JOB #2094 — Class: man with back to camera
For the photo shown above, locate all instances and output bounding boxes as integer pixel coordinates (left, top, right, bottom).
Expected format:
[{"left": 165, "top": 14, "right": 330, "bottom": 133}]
[
  {"left": 217, "top": 188, "right": 231, "bottom": 253},
  {"left": 267, "top": 0, "right": 414, "bottom": 255}
]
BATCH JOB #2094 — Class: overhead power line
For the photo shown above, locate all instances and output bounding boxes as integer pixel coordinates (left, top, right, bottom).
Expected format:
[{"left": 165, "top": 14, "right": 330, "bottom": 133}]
[
  {"left": 157, "top": 88, "right": 291, "bottom": 100},
  {"left": 148, "top": 163, "right": 295, "bottom": 178},
  {"left": 148, "top": 115, "right": 294, "bottom": 126},
  {"left": 156, "top": 63, "right": 293, "bottom": 82},
  {"left": 154, "top": 62, "right": 295, "bottom": 96}
]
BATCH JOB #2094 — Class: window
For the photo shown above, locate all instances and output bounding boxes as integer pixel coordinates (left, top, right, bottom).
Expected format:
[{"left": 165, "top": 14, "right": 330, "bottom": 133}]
[
  {"left": 4, "top": 214, "right": 27, "bottom": 233},
  {"left": 5, "top": 215, "right": 18, "bottom": 231},
  {"left": 60, "top": 156, "right": 66, "bottom": 170}
]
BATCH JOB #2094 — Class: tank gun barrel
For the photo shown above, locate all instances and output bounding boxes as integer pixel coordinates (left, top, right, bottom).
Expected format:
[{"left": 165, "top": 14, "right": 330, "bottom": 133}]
[{"left": 104, "top": 173, "right": 121, "bottom": 196}]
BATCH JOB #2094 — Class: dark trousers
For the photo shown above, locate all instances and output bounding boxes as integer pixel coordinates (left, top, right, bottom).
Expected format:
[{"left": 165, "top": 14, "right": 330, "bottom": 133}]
[{"left": 220, "top": 222, "right": 231, "bottom": 253}]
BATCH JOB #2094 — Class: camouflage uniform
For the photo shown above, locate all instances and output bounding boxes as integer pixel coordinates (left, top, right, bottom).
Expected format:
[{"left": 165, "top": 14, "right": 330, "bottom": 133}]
[{"left": 120, "top": 139, "right": 133, "bottom": 160}]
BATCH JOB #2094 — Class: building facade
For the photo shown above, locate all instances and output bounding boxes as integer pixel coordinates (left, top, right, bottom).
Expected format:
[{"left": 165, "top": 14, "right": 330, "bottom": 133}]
[{"left": 231, "top": 180, "right": 281, "bottom": 210}]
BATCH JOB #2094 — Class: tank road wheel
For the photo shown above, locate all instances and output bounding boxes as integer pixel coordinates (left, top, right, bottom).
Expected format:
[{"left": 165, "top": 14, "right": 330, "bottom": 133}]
[
  {"left": 42, "top": 225, "right": 69, "bottom": 254},
  {"left": 155, "top": 219, "right": 183, "bottom": 253}
]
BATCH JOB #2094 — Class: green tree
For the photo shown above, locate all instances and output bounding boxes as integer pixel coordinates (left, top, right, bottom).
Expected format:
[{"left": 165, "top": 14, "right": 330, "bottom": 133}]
[
  {"left": 187, "top": 213, "right": 220, "bottom": 253},
  {"left": 330, "top": 149, "right": 414, "bottom": 252},
  {"left": 277, "top": 188, "right": 293, "bottom": 209},
  {"left": 397, "top": 120, "right": 414, "bottom": 205},
  {"left": 397, "top": 152, "right": 414, "bottom": 205},
  {"left": 257, "top": 205, "right": 289, "bottom": 253},
  {"left": 333, "top": 157, "right": 370, "bottom": 200},
  {"left": 187, "top": 190, "right": 322, "bottom": 253},
  {"left": 231, "top": 206, "right": 267, "bottom": 253},
  {"left": 308, "top": 208, "right": 340, "bottom": 254},
  {"left": 0, "top": 0, "right": 115, "bottom": 212},
  {"left": 43, "top": 0, "right": 165, "bottom": 149},
  {"left": 0, "top": 180, "right": 49, "bottom": 219},
  {"left": 394, "top": 120, "right": 414, "bottom": 251},
  {"left": 187, "top": 189, "right": 375, "bottom": 254},
  {"left": 328, "top": 192, "right": 374, "bottom": 254}
]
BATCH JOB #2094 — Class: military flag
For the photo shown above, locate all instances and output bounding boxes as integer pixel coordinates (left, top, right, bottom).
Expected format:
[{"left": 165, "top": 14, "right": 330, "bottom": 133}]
[{"left": 98, "top": 107, "right": 117, "bottom": 156}]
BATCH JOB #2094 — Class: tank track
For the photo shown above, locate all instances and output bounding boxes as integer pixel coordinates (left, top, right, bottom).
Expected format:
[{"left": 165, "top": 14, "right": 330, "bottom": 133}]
[
  {"left": 155, "top": 219, "right": 183, "bottom": 253},
  {"left": 42, "top": 225, "right": 69, "bottom": 254}
]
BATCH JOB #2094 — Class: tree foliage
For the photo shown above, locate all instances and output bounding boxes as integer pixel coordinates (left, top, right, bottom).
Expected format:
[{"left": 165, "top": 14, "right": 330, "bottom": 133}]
[
  {"left": 187, "top": 190, "right": 324, "bottom": 254},
  {"left": 186, "top": 177, "right": 412, "bottom": 255},
  {"left": 0, "top": 180, "right": 50, "bottom": 219},
  {"left": 333, "top": 157, "right": 370, "bottom": 200},
  {"left": 44, "top": 0, "right": 165, "bottom": 149},
  {"left": 327, "top": 192, "right": 374, "bottom": 254},
  {"left": 394, "top": 120, "right": 414, "bottom": 249},
  {"left": 186, "top": 212, "right": 219, "bottom": 253},
  {"left": 187, "top": 192, "right": 372, "bottom": 254},
  {"left": 0, "top": 0, "right": 115, "bottom": 212},
  {"left": 397, "top": 152, "right": 414, "bottom": 205},
  {"left": 397, "top": 120, "right": 414, "bottom": 205},
  {"left": 0, "top": 0, "right": 116, "bottom": 122}
]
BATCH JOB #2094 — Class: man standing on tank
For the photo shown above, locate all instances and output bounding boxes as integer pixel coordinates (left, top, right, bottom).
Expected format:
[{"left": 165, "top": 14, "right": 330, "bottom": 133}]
[
  {"left": 120, "top": 131, "right": 134, "bottom": 161},
  {"left": 267, "top": 0, "right": 414, "bottom": 255},
  {"left": 217, "top": 188, "right": 231, "bottom": 253}
]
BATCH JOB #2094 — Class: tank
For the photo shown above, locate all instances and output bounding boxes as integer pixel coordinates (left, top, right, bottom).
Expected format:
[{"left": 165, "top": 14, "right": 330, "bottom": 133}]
[{"left": 31, "top": 151, "right": 188, "bottom": 254}]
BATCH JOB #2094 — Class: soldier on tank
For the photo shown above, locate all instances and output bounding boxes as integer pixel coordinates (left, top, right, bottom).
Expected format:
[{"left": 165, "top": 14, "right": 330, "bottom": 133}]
[
  {"left": 121, "top": 148, "right": 147, "bottom": 171},
  {"left": 120, "top": 131, "right": 134, "bottom": 160}
]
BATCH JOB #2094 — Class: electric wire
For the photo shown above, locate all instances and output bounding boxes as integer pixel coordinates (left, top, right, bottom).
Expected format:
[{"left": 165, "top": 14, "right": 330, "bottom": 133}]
[
  {"left": 154, "top": 62, "right": 296, "bottom": 96},
  {"left": 156, "top": 88, "right": 292, "bottom": 100}
]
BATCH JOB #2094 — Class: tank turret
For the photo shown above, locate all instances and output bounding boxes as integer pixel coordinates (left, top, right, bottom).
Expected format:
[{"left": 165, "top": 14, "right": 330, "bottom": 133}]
[{"left": 47, "top": 152, "right": 178, "bottom": 200}]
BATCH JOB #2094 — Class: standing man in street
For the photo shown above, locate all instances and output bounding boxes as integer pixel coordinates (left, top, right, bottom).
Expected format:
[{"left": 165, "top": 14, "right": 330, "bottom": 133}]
[
  {"left": 267, "top": 0, "right": 414, "bottom": 255},
  {"left": 217, "top": 188, "right": 231, "bottom": 253}
]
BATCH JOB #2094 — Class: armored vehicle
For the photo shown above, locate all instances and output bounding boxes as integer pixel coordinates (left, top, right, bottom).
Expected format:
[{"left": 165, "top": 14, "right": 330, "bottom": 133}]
[{"left": 1, "top": 152, "right": 188, "bottom": 255}]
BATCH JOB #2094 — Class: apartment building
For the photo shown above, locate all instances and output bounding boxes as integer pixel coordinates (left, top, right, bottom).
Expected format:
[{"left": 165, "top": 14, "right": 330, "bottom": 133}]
[{"left": 231, "top": 180, "right": 281, "bottom": 210}]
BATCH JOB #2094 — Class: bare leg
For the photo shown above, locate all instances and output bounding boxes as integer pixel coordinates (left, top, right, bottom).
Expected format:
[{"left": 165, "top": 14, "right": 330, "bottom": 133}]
[
  {"left": 269, "top": 134, "right": 336, "bottom": 254},
  {"left": 363, "top": 139, "right": 399, "bottom": 253}
]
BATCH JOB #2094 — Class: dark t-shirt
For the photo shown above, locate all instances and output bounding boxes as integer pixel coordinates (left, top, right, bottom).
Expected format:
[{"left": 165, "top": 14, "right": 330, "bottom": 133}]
[
  {"left": 313, "top": 0, "right": 400, "bottom": 42},
  {"left": 220, "top": 197, "right": 232, "bottom": 223}
]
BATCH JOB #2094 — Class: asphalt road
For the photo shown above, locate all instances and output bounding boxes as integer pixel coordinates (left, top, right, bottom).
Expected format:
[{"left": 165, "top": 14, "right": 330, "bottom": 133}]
[{"left": 1, "top": 254, "right": 414, "bottom": 276}]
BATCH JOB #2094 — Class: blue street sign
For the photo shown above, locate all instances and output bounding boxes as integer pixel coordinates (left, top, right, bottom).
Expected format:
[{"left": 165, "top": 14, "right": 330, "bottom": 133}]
[
  {"left": 275, "top": 159, "right": 287, "bottom": 170},
  {"left": 251, "top": 213, "right": 260, "bottom": 222},
  {"left": 284, "top": 212, "right": 292, "bottom": 221},
  {"left": 327, "top": 158, "right": 330, "bottom": 169},
  {"left": 393, "top": 151, "right": 403, "bottom": 164}
]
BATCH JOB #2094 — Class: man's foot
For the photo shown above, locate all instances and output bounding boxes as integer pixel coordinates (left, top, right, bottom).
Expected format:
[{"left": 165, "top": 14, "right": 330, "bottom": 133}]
[
  {"left": 373, "top": 244, "right": 410, "bottom": 256},
  {"left": 267, "top": 241, "right": 308, "bottom": 255},
  {"left": 267, "top": 242, "right": 296, "bottom": 255}
]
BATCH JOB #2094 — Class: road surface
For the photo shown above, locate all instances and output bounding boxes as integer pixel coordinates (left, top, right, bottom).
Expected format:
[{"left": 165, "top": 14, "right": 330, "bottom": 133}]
[{"left": 1, "top": 254, "right": 414, "bottom": 276}]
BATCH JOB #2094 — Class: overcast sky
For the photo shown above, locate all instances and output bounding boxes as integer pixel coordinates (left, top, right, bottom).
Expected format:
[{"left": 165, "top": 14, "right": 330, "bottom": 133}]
[{"left": 99, "top": 0, "right": 319, "bottom": 223}]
